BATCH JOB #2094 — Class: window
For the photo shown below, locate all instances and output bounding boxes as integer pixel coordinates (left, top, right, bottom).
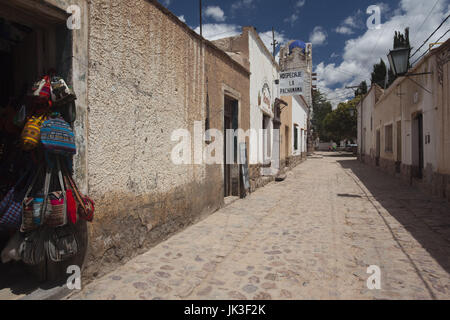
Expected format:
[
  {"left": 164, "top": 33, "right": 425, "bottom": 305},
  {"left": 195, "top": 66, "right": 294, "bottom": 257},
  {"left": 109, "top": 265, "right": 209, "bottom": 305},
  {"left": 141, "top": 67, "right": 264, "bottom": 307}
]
[
  {"left": 294, "top": 125, "right": 299, "bottom": 151},
  {"left": 385, "top": 124, "right": 393, "bottom": 152}
]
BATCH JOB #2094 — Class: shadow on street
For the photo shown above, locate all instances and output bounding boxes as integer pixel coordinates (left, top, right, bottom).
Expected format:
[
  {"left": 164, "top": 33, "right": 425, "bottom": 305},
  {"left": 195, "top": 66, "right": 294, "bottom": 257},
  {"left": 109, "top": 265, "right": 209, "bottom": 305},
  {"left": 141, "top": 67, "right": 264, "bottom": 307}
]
[{"left": 337, "top": 158, "right": 450, "bottom": 275}]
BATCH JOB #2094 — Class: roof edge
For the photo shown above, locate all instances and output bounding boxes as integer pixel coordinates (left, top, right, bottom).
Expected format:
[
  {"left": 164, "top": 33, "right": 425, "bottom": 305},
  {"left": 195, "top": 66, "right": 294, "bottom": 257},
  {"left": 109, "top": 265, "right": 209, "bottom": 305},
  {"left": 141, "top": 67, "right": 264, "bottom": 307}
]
[{"left": 146, "top": 0, "right": 250, "bottom": 76}]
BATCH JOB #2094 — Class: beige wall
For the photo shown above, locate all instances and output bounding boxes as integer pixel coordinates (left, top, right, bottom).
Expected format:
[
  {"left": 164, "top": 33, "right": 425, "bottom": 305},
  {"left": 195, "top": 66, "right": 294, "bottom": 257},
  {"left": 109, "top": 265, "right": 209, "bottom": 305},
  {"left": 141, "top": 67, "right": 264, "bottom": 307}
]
[
  {"left": 83, "top": 0, "right": 250, "bottom": 276},
  {"left": 360, "top": 40, "right": 450, "bottom": 200},
  {"left": 280, "top": 96, "right": 292, "bottom": 163}
]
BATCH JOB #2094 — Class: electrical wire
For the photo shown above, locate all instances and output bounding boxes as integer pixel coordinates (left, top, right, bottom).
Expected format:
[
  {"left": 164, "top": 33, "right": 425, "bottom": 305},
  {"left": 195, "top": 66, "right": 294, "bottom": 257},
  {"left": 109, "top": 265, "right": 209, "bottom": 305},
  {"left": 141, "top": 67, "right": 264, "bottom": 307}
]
[
  {"left": 410, "top": 13, "right": 450, "bottom": 58},
  {"left": 415, "top": 0, "right": 441, "bottom": 37},
  {"left": 411, "top": 28, "right": 450, "bottom": 65}
]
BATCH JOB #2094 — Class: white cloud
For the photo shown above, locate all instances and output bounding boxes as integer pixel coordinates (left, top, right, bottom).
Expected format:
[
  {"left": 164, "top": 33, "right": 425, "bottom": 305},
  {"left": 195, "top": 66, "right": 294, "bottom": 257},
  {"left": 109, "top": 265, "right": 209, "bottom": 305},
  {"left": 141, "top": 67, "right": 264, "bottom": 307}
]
[
  {"left": 178, "top": 15, "right": 186, "bottom": 23},
  {"left": 309, "top": 26, "right": 327, "bottom": 46},
  {"left": 296, "top": 0, "right": 306, "bottom": 8},
  {"left": 344, "top": 16, "right": 358, "bottom": 28},
  {"left": 204, "top": 6, "right": 226, "bottom": 22},
  {"left": 284, "top": 0, "right": 306, "bottom": 26},
  {"left": 231, "top": 0, "right": 255, "bottom": 11},
  {"left": 335, "top": 26, "right": 354, "bottom": 35},
  {"left": 284, "top": 13, "right": 299, "bottom": 26},
  {"left": 316, "top": 0, "right": 450, "bottom": 107},
  {"left": 193, "top": 23, "right": 241, "bottom": 41}
]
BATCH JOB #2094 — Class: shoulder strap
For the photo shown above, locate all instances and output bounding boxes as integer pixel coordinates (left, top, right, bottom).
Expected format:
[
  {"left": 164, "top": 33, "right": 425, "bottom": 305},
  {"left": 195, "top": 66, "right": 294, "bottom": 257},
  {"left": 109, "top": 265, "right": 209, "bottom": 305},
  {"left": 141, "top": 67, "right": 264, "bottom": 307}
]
[
  {"left": 23, "top": 165, "right": 43, "bottom": 201},
  {"left": 39, "top": 166, "right": 52, "bottom": 225},
  {"left": 62, "top": 162, "right": 88, "bottom": 215},
  {"left": 56, "top": 158, "right": 65, "bottom": 195}
]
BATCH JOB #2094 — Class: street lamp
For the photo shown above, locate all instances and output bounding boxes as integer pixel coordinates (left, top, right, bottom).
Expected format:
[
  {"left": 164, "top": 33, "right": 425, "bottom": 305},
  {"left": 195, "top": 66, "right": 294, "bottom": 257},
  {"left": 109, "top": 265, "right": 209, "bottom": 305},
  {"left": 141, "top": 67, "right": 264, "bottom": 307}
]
[
  {"left": 386, "top": 46, "right": 433, "bottom": 94},
  {"left": 387, "top": 47, "right": 411, "bottom": 76}
]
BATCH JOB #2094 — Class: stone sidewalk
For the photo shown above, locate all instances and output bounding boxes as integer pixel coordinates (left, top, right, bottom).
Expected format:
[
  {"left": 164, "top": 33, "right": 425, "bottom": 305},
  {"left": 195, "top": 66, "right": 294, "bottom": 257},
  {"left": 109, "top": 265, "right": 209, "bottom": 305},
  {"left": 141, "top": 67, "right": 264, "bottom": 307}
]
[{"left": 68, "top": 153, "right": 450, "bottom": 300}]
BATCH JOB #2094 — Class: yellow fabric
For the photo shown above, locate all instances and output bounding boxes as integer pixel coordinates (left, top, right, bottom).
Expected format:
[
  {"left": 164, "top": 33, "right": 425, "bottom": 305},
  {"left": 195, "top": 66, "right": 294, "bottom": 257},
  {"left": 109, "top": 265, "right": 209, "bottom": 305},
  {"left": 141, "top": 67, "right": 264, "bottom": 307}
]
[{"left": 21, "top": 114, "right": 46, "bottom": 151}]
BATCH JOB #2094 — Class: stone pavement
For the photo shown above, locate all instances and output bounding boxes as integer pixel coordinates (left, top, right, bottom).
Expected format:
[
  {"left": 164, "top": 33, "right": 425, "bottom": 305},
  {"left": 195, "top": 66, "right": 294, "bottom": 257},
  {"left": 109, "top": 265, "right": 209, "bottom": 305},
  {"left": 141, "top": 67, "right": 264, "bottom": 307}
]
[{"left": 68, "top": 152, "right": 450, "bottom": 300}]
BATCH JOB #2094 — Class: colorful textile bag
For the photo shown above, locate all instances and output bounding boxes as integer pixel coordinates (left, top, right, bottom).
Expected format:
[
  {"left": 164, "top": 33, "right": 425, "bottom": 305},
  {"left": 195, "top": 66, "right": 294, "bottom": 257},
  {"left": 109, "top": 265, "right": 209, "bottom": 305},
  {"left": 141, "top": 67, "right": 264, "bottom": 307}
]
[
  {"left": 21, "top": 167, "right": 43, "bottom": 233},
  {"left": 0, "top": 188, "right": 22, "bottom": 229},
  {"left": 40, "top": 116, "right": 76, "bottom": 155},
  {"left": 31, "top": 76, "right": 52, "bottom": 103},
  {"left": 44, "top": 159, "right": 67, "bottom": 227},
  {"left": 40, "top": 159, "right": 67, "bottom": 228},
  {"left": 21, "top": 114, "right": 46, "bottom": 151},
  {"left": 0, "top": 171, "right": 31, "bottom": 230},
  {"left": 63, "top": 164, "right": 94, "bottom": 222},
  {"left": 64, "top": 175, "right": 78, "bottom": 225}
]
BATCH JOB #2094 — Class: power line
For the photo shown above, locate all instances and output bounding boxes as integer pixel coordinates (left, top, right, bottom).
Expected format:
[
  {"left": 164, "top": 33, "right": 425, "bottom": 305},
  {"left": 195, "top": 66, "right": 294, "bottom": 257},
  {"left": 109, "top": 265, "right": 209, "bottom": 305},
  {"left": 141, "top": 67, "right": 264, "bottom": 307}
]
[
  {"left": 416, "top": 0, "right": 441, "bottom": 37},
  {"left": 410, "top": 13, "right": 450, "bottom": 58},
  {"left": 411, "top": 28, "right": 450, "bottom": 65}
]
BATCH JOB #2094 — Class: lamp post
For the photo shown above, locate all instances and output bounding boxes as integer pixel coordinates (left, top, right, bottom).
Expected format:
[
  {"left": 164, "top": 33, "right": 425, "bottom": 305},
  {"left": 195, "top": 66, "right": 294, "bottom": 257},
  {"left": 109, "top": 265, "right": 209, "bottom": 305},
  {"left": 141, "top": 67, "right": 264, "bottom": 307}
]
[{"left": 387, "top": 46, "right": 433, "bottom": 94}]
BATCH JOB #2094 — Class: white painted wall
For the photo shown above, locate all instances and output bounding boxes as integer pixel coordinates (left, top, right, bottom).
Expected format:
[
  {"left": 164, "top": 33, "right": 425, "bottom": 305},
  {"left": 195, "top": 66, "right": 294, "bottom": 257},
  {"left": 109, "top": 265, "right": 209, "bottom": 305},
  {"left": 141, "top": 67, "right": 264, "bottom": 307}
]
[
  {"left": 248, "top": 31, "right": 280, "bottom": 165},
  {"left": 292, "top": 95, "right": 309, "bottom": 155},
  {"left": 357, "top": 88, "right": 376, "bottom": 157}
]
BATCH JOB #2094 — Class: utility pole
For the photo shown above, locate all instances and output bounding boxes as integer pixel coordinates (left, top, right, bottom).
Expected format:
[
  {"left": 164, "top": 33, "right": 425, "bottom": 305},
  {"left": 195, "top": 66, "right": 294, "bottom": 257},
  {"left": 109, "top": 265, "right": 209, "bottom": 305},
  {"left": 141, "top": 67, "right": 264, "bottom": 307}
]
[
  {"left": 199, "top": 0, "right": 203, "bottom": 37},
  {"left": 271, "top": 27, "right": 279, "bottom": 58},
  {"left": 345, "top": 85, "right": 360, "bottom": 97}
]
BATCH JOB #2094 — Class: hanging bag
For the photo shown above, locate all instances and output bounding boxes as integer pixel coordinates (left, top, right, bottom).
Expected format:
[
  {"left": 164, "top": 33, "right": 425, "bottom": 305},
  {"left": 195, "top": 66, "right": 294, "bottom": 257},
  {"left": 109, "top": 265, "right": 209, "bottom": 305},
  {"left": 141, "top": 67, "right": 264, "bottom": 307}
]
[
  {"left": 63, "top": 164, "right": 94, "bottom": 222},
  {"left": 21, "top": 166, "right": 43, "bottom": 232},
  {"left": 64, "top": 174, "right": 77, "bottom": 225},
  {"left": 44, "top": 158, "right": 67, "bottom": 227},
  {"left": 20, "top": 227, "right": 47, "bottom": 266},
  {"left": 51, "top": 77, "right": 77, "bottom": 107},
  {"left": 40, "top": 116, "right": 76, "bottom": 156},
  {"left": 21, "top": 114, "right": 46, "bottom": 151},
  {"left": 0, "top": 171, "right": 31, "bottom": 230},
  {"left": 30, "top": 76, "right": 52, "bottom": 104},
  {"left": 45, "top": 223, "right": 79, "bottom": 262}
]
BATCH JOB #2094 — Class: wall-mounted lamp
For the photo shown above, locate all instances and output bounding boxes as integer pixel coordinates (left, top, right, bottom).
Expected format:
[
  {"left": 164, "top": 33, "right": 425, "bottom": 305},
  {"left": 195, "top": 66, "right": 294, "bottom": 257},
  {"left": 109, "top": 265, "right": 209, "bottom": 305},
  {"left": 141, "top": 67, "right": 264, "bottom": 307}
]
[{"left": 387, "top": 46, "right": 433, "bottom": 94}]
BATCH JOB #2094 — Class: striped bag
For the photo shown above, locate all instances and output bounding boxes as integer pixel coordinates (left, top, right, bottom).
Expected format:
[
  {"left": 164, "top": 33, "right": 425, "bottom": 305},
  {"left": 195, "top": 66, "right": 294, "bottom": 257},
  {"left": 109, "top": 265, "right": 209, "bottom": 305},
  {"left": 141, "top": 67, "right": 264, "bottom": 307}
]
[
  {"left": 21, "top": 114, "right": 46, "bottom": 151},
  {"left": 40, "top": 117, "right": 76, "bottom": 155}
]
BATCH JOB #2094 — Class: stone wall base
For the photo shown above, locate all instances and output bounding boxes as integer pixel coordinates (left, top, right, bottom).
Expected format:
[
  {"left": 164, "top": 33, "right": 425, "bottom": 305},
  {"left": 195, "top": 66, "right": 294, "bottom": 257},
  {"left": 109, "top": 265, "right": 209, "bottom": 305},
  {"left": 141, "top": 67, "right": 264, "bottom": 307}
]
[
  {"left": 83, "top": 170, "right": 223, "bottom": 282},
  {"left": 249, "top": 154, "right": 307, "bottom": 193}
]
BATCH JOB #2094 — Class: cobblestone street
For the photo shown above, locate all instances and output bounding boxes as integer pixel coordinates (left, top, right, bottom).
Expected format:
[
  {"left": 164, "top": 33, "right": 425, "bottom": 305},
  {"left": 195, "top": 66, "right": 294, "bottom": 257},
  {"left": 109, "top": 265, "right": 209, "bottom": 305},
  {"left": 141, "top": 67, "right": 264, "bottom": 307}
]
[{"left": 68, "top": 153, "right": 450, "bottom": 300}]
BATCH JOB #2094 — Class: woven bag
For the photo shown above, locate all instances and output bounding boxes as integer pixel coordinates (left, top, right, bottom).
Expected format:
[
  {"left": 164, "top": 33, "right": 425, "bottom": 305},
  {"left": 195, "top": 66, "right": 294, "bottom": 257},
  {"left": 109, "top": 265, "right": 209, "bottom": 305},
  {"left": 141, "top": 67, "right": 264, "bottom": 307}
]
[
  {"left": 21, "top": 114, "right": 46, "bottom": 151},
  {"left": 40, "top": 116, "right": 76, "bottom": 155}
]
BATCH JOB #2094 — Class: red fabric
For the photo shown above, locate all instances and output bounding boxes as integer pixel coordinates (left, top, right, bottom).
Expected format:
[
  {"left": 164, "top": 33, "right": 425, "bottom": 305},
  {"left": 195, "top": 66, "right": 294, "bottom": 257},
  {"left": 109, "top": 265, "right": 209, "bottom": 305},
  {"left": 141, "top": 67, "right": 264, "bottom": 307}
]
[{"left": 66, "top": 189, "right": 77, "bottom": 224}]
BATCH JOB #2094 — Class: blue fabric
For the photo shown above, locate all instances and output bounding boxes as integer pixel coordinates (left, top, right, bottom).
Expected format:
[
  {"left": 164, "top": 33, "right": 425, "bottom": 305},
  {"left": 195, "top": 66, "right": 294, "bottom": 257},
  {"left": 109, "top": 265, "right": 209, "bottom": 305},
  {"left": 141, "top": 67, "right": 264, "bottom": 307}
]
[{"left": 41, "top": 118, "right": 76, "bottom": 155}]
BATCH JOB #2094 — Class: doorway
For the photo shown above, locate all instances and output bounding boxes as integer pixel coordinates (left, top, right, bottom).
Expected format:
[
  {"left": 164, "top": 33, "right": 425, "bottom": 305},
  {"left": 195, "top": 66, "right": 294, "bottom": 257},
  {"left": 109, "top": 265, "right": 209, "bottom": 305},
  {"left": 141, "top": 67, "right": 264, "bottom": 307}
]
[
  {"left": 0, "top": 2, "right": 86, "bottom": 298},
  {"left": 376, "top": 129, "right": 381, "bottom": 166},
  {"left": 285, "top": 125, "right": 289, "bottom": 162},
  {"left": 412, "top": 113, "right": 424, "bottom": 179},
  {"left": 223, "top": 95, "right": 238, "bottom": 198}
]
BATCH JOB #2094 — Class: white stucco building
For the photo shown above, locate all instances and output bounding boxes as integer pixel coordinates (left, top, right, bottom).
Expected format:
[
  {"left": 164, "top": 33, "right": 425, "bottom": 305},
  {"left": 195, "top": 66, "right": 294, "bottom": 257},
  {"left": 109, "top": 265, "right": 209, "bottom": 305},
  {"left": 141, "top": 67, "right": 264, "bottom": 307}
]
[
  {"left": 213, "top": 26, "right": 280, "bottom": 167},
  {"left": 292, "top": 95, "right": 309, "bottom": 155}
]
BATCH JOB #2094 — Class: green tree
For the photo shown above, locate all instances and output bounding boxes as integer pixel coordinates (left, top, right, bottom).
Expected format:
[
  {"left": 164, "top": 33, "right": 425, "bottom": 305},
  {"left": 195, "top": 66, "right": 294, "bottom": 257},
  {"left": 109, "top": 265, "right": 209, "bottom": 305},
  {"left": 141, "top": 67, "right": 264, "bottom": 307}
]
[
  {"left": 322, "top": 96, "right": 361, "bottom": 143},
  {"left": 371, "top": 28, "right": 410, "bottom": 89},
  {"left": 355, "top": 80, "right": 368, "bottom": 97},
  {"left": 371, "top": 59, "right": 387, "bottom": 87},
  {"left": 394, "top": 27, "right": 410, "bottom": 49},
  {"left": 312, "top": 90, "right": 333, "bottom": 141}
]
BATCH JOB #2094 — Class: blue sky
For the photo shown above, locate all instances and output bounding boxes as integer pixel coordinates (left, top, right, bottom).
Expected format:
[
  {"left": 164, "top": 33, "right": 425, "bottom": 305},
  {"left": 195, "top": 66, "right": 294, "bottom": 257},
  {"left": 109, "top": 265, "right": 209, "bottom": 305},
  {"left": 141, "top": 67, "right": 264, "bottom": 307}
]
[{"left": 160, "top": 0, "right": 450, "bottom": 105}]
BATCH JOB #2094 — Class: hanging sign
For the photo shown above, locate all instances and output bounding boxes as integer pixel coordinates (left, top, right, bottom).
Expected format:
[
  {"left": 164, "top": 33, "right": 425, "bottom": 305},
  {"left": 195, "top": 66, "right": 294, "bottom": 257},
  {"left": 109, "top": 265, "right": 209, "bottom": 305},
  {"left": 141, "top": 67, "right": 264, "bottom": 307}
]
[{"left": 280, "top": 70, "right": 304, "bottom": 96}]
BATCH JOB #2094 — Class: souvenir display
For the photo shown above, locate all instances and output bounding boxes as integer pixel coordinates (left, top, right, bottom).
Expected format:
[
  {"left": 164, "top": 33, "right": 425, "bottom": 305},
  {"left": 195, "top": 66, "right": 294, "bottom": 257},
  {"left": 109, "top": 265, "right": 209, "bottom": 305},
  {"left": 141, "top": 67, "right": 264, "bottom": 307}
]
[{"left": 0, "top": 74, "right": 93, "bottom": 266}]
